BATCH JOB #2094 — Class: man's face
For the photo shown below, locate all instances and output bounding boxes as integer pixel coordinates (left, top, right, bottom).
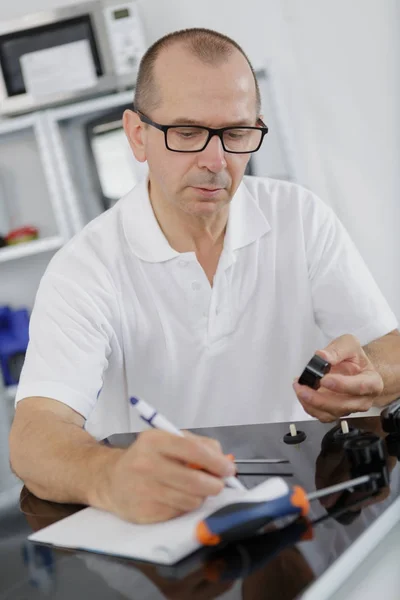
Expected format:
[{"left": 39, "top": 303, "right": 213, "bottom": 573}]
[{"left": 126, "top": 44, "right": 258, "bottom": 218}]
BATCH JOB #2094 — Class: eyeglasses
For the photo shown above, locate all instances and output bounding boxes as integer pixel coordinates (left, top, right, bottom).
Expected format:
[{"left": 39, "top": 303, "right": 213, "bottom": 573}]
[{"left": 133, "top": 105, "right": 268, "bottom": 154}]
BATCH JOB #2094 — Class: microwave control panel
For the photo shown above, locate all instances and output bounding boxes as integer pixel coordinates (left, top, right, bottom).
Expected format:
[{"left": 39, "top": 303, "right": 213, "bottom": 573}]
[{"left": 103, "top": 2, "right": 146, "bottom": 77}]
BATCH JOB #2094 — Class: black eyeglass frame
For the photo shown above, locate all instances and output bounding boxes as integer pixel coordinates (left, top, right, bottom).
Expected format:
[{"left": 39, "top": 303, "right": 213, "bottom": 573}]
[{"left": 132, "top": 106, "right": 269, "bottom": 154}]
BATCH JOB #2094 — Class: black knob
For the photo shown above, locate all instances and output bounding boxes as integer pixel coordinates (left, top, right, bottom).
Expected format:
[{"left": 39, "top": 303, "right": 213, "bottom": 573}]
[
  {"left": 344, "top": 433, "right": 389, "bottom": 491},
  {"left": 321, "top": 423, "right": 361, "bottom": 451},
  {"left": 299, "top": 355, "right": 331, "bottom": 390}
]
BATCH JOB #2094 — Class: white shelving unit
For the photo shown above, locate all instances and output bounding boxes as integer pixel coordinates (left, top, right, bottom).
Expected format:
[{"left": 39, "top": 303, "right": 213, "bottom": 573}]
[
  {"left": 0, "top": 235, "right": 64, "bottom": 263},
  {"left": 0, "top": 113, "right": 70, "bottom": 242},
  {"left": 0, "top": 111, "right": 71, "bottom": 309},
  {"left": 0, "top": 112, "right": 73, "bottom": 435},
  {"left": 0, "top": 92, "right": 144, "bottom": 423},
  {"left": 44, "top": 88, "right": 146, "bottom": 232}
]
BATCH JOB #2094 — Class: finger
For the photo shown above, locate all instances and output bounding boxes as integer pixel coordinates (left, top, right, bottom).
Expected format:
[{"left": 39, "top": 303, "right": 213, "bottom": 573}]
[
  {"left": 155, "top": 431, "right": 235, "bottom": 478},
  {"left": 151, "top": 455, "right": 225, "bottom": 497},
  {"left": 328, "top": 362, "right": 362, "bottom": 376},
  {"left": 320, "top": 372, "right": 383, "bottom": 396},
  {"left": 177, "top": 431, "right": 226, "bottom": 463},
  {"left": 296, "top": 361, "right": 362, "bottom": 388},
  {"left": 298, "top": 399, "right": 338, "bottom": 423},
  {"left": 294, "top": 382, "right": 344, "bottom": 421},
  {"left": 298, "top": 391, "right": 373, "bottom": 419},
  {"left": 184, "top": 431, "right": 223, "bottom": 453},
  {"left": 316, "top": 334, "right": 361, "bottom": 366},
  {"left": 294, "top": 380, "right": 374, "bottom": 412},
  {"left": 183, "top": 432, "right": 234, "bottom": 470},
  {"left": 135, "top": 429, "right": 232, "bottom": 476}
]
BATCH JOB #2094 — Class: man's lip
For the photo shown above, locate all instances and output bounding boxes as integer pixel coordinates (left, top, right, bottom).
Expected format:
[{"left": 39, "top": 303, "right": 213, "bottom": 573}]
[{"left": 192, "top": 186, "right": 224, "bottom": 191}]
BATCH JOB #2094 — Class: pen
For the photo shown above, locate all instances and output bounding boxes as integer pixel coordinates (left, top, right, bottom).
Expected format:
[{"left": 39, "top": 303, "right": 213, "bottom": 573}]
[{"left": 130, "top": 396, "right": 246, "bottom": 491}]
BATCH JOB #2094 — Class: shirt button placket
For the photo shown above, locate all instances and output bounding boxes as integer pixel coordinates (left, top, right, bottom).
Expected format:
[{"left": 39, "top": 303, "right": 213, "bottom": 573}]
[{"left": 176, "top": 258, "right": 210, "bottom": 325}]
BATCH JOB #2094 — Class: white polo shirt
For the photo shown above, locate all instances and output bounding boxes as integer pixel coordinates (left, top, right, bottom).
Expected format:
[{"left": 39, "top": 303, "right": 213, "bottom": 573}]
[{"left": 16, "top": 176, "right": 398, "bottom": 440}]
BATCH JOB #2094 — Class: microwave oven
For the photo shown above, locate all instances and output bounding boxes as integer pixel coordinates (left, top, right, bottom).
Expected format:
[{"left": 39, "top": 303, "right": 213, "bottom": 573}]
[{"left": 0, "top": 1, "right": 147, "bottom": 116}]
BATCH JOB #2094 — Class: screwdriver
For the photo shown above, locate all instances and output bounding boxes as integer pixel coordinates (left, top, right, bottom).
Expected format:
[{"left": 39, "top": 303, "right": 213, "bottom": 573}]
[
  {"left": 196, "top": 473, "right": 378, "bottom": 546},
  {"left": 203, "top": 518, "right": 312, "bottom": 582},
  {"left": 202, "top": 486, "right": 378, "bottom": 583},
  {"left": 157, "top": 485, "right": 377, "bottom": 583}
]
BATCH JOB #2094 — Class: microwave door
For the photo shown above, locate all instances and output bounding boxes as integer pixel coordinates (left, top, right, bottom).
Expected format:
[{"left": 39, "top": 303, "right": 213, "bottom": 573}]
[{"left": 0, "top": 15, "right": 103, "bottom": 97}]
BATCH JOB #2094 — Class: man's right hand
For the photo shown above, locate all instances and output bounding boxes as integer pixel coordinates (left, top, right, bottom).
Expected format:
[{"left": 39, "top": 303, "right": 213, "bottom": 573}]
[{"left": 93, "top": 429, "right": 237, "bottom": 524}]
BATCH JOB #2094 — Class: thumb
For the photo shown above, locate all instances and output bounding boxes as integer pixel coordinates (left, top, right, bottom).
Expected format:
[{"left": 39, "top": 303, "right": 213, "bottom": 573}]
[
  {"left": 315, "top": 347, "right": 338, "bottom": 365},
  {"left": 316, "top": 334, "right": 360, "bottom": 366},
  {"left": 315, "top": 343, "right": 344, "bottom": 367}
]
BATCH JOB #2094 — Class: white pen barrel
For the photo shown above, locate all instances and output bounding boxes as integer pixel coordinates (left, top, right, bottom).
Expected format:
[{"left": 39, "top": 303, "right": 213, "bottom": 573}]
[
  {"left": 151, "top": 413, "right": 183, "bottom": 436},
  {"left": 130, "top": 395, "right": 245, "bottom": 490}
]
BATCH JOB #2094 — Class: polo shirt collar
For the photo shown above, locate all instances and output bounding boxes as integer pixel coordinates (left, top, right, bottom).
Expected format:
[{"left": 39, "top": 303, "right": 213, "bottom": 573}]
[
  {"left": 224, "top": 179, "right": 271, "bottom": 254},
  {"left": 121, "top": 177, "right": 271, "bottom": 263}
]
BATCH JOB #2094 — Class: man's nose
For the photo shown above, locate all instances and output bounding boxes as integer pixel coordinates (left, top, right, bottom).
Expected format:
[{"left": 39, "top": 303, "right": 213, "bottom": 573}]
[{"left": 197, "top": 134, "right": 227, "bottom": 172}]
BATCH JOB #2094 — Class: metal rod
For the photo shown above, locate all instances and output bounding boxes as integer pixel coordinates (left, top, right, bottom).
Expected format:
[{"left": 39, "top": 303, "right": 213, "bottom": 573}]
[
  {"left": 234, "top": 459, "right": 290, "bottom": 464},
  {"left": 237, "top": 472, "right": 294, "bottom": 477},
  {"left": 307, "top": 475, "right": 372, "bottom": 502}
]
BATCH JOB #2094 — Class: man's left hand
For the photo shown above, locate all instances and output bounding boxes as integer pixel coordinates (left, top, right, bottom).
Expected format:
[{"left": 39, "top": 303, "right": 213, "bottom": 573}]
[{"left": 293, "top": 334, "right": 384, "bottom": 422}]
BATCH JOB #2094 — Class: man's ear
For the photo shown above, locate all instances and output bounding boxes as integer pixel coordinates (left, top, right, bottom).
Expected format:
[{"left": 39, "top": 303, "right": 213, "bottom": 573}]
[{"left": 123, "top": 109, "right": 147, "bottom": 162}]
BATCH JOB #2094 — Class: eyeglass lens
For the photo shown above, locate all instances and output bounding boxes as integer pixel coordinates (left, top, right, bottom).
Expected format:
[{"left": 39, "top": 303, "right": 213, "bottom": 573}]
[{"left": 166, "top": 127, "right": 263, "bottom": 152}]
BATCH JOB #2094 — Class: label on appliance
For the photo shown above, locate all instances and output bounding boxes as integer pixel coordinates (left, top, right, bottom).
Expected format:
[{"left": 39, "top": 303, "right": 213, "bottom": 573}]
[
  {"left": 103, "top": 2, "right": 147, "bottom": 76},
  {"left": 20, "top": 40, "right": 97, "bottom": 98}
]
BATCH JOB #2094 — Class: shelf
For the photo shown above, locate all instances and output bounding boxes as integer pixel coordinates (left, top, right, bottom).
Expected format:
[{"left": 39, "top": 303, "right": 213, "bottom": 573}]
[{"left": 0, "top": 236, "right": 64, "bottom": 263}]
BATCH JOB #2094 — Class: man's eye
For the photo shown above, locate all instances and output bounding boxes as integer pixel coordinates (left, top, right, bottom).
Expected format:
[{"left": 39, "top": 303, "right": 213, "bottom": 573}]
[
  {"left": 226, "top": 130, "right": 248, "bottom": 139},
  {"left": 176, "top": 129, "right": 202, "bottom": 138}
]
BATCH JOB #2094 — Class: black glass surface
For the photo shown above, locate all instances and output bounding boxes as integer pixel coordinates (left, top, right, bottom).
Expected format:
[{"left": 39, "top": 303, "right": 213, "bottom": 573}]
[{"left": 1, "top": 416, "right": 399, "bottom": 599}]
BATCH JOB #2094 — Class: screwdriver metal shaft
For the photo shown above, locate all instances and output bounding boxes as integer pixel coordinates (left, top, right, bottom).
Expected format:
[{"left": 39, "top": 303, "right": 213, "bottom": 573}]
[
  {"left": 307, "top": 475, "right": 372, "bottom": 502},
  {"left": 234, "top": 459, "right": 290, "bottom": 464}
]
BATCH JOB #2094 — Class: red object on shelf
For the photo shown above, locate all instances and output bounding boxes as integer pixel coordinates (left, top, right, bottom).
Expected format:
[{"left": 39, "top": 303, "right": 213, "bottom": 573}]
[{"left": 5, "top": 226, "right": 39, "bottom": 245}]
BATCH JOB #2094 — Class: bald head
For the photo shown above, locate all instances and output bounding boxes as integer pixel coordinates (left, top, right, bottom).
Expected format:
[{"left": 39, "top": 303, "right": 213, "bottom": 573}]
[{"left": 134, "top": 28, "right": 260, "bottom": 116}]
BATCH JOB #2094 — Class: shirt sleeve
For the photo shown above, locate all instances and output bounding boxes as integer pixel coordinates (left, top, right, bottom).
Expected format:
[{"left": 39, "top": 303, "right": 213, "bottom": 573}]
[
  {"left": 304, "top": 194, "right": 398, "bottom": 345},
  {"left": 15, "top": 263, "right": 118, "bottom": 420}
]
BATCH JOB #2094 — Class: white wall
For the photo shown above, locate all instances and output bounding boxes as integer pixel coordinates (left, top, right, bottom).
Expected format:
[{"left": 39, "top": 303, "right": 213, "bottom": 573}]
[
  {"left": 139, "top": 0, "right": 400, "bottom": 319},
  {"left": 0, "top": 0, "right": 83, "bottom": 20},
  {"left": 1, "top": 0, "right": 399, "bottom": 318},
  {"left": 284, "top": 0, "right": 400, "bottom": 320}
]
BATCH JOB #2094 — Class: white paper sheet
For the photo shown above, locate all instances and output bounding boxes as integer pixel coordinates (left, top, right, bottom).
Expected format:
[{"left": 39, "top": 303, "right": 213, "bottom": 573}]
[
  {"left": 20, "top": 40, "right": 97, "bottom": 98},
  {"left": 28, "top": 478, "right": 288, "bottom": 565},
  {"left": 91, "top": 129, "right": 139, "bottom": 200}
]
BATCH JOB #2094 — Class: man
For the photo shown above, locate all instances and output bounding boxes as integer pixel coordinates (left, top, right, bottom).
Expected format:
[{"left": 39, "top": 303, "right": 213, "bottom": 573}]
[{"left": 9, "top": 28, "right": 400, "bottom": 524}]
